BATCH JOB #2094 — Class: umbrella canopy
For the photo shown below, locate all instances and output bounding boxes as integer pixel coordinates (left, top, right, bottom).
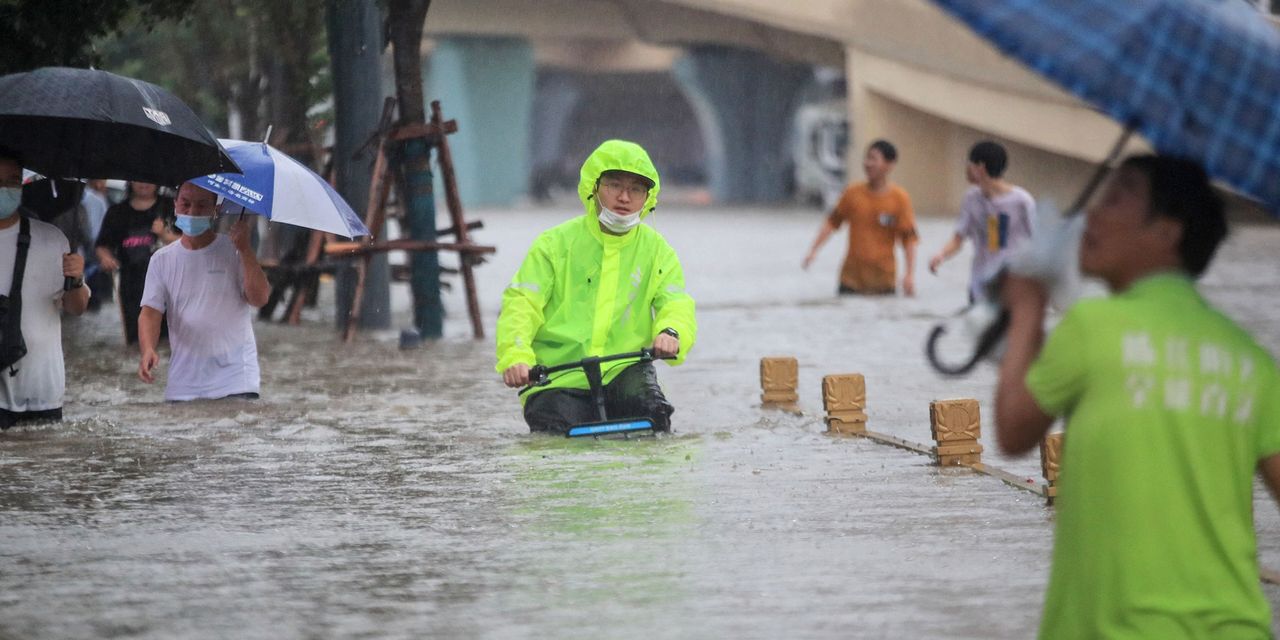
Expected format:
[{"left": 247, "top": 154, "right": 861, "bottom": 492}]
[
  {"left": 192, "top": 139, "right": 369, "bottom": 239},
  {"left": 0, "top": 67, "right": 240, "bottom": 185},
  {"left": 930, "top": 0, "right": 1280, "bottom": 215}
]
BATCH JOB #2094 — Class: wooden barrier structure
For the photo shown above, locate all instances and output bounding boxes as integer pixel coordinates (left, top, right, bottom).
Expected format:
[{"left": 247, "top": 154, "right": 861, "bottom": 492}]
[
  {"left": 325, "top": 98, "right": 496, "bottom": 342},
  {"left": 759, "top": 357, "right": 801, "bottom": 413},
  {"left": 805, "top": 374, "right": 1279, "bottom": 583},
  {"left": 816, "top": 372, "right": 1047, "bottom": 497},
  {"left": 264, "top": 228, "right": 335, "bottom": 326}
]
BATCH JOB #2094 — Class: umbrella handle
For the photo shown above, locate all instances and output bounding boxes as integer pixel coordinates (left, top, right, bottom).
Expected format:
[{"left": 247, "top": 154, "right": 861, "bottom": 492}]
[
  {"left": 925, "top": 303, "right": 1011, "bottom": 376},
  {"left": 1066, "top": 124, "right": 1136, "bottom": 216}
]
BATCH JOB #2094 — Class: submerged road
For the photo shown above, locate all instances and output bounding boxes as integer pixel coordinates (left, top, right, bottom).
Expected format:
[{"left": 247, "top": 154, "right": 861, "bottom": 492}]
[{"left": 2, "top": 206, "right": 1278, "bottom": 638}]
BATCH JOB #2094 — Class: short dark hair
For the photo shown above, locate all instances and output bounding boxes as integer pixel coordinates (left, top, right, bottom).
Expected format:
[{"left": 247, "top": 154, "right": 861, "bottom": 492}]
[
  {"left": 968, "top": 141, "right": 1008, "bottom": 178},
  {"left": 1120, "top": 155, "right": 1227, "bottom": 278},
  {"left": 868, "top": 139, "right": 897, "bottom": 163}
]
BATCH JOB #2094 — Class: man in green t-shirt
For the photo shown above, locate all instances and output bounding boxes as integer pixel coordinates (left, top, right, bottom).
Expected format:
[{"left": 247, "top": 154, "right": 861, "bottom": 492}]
[{"left": 996, "top": 155, "right": 1280, "bottom": 639}]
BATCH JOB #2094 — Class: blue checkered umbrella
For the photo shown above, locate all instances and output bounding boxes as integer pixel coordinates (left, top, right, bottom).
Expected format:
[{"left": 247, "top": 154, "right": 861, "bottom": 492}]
[{"left": 931, "top": 0, "right": 1280, "bottom": 215}]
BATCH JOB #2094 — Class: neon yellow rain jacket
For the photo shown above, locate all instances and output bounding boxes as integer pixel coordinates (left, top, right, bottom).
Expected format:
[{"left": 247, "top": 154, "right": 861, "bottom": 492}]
[{"left": 495, "top": 140, "right": 698, "bottom": 401}]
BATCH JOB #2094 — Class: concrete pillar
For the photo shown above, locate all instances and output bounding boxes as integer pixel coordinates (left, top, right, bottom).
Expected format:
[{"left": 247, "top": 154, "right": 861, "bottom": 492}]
[
  {"left": 672, "top": 46, "right": 810, "bottom": 203},
  {"left": 425, "top": 36, "right": 536, "bottom": 207},
  {"left": 528, "top": 72, "right": 582, "bottom": 201},
  {"left": 326, "top": 0, "right": 390, "bottom": 330}
]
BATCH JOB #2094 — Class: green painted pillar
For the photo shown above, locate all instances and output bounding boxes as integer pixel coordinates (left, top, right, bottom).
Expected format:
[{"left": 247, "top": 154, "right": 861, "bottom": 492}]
[
  {"left": 673, "top": 46, "right": 811, "bottom": 203},
  {"left": 326, "top": 0, "right": 390, "bottom": 330},
  {"left": 425, "top": 36, "right": 536, "bottom": 206},
  {"left": 403, "top": 136, "right": 443, "bottom": 339}
]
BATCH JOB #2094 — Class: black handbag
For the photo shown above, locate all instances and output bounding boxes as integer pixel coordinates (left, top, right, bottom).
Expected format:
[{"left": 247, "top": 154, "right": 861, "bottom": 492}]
[{"left": 0, "top": 216, "right": 32, "bottom": 376}]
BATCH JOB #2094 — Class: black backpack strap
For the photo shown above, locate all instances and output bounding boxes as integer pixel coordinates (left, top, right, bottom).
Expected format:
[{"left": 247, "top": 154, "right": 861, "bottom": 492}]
[
  {"left": 11, "top": 215, "right": 30, "bottom": 301},
  {"left": 5, "top": 216, "right": 31, "bottom": 377}
]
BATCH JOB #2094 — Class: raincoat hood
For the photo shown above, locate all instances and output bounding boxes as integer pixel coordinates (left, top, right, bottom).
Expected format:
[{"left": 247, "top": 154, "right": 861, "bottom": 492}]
[{"left": 578, "top": 139, "right": 660, "bottom": 220}]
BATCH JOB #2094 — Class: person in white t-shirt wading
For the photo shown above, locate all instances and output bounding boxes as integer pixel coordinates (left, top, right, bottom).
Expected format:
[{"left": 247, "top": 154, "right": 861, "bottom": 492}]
[
  {"left": 0, "top": 149, "right": 90, "bottom": 429},
  {"left": 137, "top": 182, "right": 270, "bottom": 401},
  {"left": 928, "top": 140, "right": 1037, "bottom": 303}
]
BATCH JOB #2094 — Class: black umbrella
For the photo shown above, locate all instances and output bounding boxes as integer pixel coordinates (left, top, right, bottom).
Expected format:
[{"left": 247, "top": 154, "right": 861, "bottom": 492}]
[{"left": 0, "top": 67, "right": 240, "bottom": 185}]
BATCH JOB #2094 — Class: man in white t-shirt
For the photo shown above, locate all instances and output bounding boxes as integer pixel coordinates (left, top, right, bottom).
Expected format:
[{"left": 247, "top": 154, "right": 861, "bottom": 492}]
[
  {"left": 0, "top": 151, "right": 90, "bottom": 429},
  {"left": 138, "top": 182, "right": 270, "bottom": 401},
  {"left": 929, "top": 141, "right": 1036, "bottom": 302}
]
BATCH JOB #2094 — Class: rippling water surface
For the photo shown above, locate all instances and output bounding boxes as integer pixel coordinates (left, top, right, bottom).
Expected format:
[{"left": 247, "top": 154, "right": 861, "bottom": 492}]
[{"left": 2, "top": 209, "right": 1278, "bottom": 639}]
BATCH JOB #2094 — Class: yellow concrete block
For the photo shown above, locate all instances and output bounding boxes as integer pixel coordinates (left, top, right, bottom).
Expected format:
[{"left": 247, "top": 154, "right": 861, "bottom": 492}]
[
  {"left": 826, "top": 417, "right": 867, "bottom": 435},
  {"left": 929, "top": 398, "right": 981, "bottom": 442},
  {"left": 1041, "top": 433, "right": 1063, "bottom": 484},
  {"left": 757, "top": 386, "right": 798, "bottom": 401},
  {"left": 760, "top": 357, "right": 799, "bottom": 393},
  {"left": 935, "top": 441, "right": 983, "bottom": 456},
  {"left": 821, "top": 374, "right": 866, "bottom": 413},
  {"left": 937, "top": 453, "right": 982, "bottom": 467},
  {"left": 826, "top": 409, "right": 867, "bottom": 422}
]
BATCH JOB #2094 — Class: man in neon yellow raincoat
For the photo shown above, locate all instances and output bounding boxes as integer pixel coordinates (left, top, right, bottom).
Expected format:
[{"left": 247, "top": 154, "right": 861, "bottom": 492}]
[{"left": 495, "top": 140, "right": 697, "bottom": 433}]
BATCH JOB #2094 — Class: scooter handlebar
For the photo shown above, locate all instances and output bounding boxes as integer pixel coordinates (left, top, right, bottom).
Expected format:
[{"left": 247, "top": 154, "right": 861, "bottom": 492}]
[{"left": 520, "top": 348, "right": 671, "bottom": 392}]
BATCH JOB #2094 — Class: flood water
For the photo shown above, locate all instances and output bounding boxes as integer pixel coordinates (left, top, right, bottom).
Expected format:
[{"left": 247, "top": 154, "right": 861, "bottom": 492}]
[{"left": 2, "top": 207, "right": 1279, "bottom": 639}]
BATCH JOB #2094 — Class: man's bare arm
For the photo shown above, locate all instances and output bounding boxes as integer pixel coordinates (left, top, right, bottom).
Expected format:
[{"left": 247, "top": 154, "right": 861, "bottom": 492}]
[
  {"left": 994, "top": 275, "right": 1056, "bottom": 454},
  {"left": 802, "top": 219, "right": 838, "bottom": 270},
  {"left": 137, "top": 305, "right": 163, "bottom": 383},
  {"left": 230, "top": 219, "right": 270, "bottom": 308}
]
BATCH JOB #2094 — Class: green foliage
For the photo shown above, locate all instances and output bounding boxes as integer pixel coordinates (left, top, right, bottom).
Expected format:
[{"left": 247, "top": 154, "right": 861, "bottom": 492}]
[
  {"left": 0, "top": 0, "right": 198, "bottom": 74},
  {"left": 92, "top": 0, "right": 330, "bottom": 159}
]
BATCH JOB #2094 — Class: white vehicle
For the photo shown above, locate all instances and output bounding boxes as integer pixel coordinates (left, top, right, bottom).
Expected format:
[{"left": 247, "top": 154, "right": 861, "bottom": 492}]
[{"left": 791, "top": 99, "right": 849, "bottom": 210}]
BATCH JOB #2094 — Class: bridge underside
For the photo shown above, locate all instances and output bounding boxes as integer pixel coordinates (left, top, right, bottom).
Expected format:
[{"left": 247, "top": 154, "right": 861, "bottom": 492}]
[{"left": 421, "top": 0, "right": 1143, "bottom": 213}]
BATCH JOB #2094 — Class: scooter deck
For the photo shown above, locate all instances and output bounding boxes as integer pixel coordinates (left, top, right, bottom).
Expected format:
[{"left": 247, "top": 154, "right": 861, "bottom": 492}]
[{"left": 566, "top": 419, "right": 655, "bottom": 438}]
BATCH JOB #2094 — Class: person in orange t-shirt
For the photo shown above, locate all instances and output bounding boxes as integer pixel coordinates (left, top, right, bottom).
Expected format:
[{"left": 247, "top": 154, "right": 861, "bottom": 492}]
[{"left": 803, "top": 139, "right": 918, "bottom": 296}]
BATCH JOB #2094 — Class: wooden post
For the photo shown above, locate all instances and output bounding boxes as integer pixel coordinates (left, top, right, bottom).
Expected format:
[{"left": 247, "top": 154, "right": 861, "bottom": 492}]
[
  {"left": 1041, "top": 432, "right": 1063, "bottom": 505},
  {"left": 285, "top": 230, "right": 330, "bottom": 325},
  {"left": 344, "top": 99, "right": 397, "bottom": 342},
  {"left": 760, "top": 357, "right": 800, "bottom": 413},
  {"left": 929, "top": 398, "right": 983, "bottom": 466},
  {"left": 430, "top": 100, "right": 485, "bottom": 340},
  {"left": 287, "top": 152, "right": 340, "bottom": 324},
  {"left": 822, "top": 374, "right": 867, "bottom": 435}
]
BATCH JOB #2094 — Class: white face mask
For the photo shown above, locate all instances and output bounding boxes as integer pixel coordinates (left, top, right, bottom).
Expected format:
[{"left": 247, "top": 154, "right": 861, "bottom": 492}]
[
  {"left": 0, "top": 187, "right": 21, "bottom": 219},
  {"left": 597, "top": 204, "right": 642, "bottom": 234}
]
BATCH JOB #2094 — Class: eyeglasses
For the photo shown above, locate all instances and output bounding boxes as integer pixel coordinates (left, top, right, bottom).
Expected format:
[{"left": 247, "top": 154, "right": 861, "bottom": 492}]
[{"left": 598, "top": 180, "right": 649, "bottom": 200}]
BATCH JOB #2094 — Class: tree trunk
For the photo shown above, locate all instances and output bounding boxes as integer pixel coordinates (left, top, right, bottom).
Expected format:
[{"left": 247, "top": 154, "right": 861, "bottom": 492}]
[
  {"left": 327, "top": 0, "right": 391, "bottom": 331},
  {"left": 386, "top": 0, "right": 443, "bottom": 339}
]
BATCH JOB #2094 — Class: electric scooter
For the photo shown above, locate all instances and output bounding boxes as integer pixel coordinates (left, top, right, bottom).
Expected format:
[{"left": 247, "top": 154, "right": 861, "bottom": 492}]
[{"left": 520, "top": 348, "right": 674, "bottom": 438}]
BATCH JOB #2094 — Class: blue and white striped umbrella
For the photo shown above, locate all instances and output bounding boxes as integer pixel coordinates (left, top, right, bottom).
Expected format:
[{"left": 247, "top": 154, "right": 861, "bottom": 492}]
[
  {"left": 194, "top": 139, "right": 369, "bottom": 238},
  {"left": 930, "top": 0, "right": 1280, "bottom": 215}
]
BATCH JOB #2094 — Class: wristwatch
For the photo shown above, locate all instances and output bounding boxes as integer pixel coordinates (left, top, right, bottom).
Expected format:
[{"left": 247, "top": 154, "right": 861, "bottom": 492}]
[
  {"left": 659, "top": 327, "right": 679, "bottom": 340},
  {"left": 63, "top": 276, "right": 84, "bottom": 291}
]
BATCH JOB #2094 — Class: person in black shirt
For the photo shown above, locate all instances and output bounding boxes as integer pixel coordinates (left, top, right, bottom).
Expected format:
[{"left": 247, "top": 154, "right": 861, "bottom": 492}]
[{"left": 95, "top": 182, "right": 174, "bottom": 345}]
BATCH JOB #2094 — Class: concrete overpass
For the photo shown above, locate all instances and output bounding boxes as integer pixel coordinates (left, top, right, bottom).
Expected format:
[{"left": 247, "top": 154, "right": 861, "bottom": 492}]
[{"left": 419, "top": 0, "right": 1141, "bottom": 214}]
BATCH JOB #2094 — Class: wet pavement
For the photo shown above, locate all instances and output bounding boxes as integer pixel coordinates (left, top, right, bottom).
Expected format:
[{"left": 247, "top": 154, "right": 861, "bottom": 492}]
[{"left": 1, "top": 206, "right": 1278, "bottom": 639}]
